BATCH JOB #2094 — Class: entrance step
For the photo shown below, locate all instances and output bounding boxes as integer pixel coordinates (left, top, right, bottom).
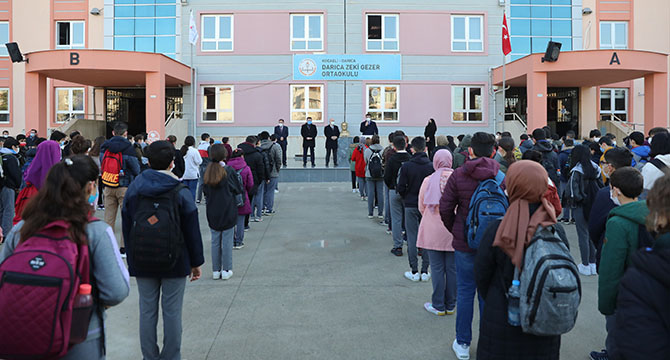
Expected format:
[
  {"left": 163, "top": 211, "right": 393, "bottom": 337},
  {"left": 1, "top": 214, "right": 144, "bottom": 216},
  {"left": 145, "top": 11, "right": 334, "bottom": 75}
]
[{"left": 278, "top": 167, "right": 350, "bottom": 182}]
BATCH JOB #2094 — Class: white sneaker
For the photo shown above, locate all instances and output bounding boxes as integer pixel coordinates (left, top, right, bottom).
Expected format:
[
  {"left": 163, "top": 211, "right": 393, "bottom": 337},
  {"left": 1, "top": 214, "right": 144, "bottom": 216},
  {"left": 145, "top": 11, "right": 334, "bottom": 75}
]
[
  {"left": 274, "top": 189, "right": 279, "bottom": 194},
  {"left": 378, "top": 215, "right": 384, "bottom": 220},
  {"left": 452, "top": 339, "right": 470, "bottom": 360},
  {"left": 589, "top": 263, "right": 598, "bottom": 275},
  {"left": 421, "top": 273, "right": 431, "bottom": 282},
  {"left": 578, "top": 264, "right": 591, "bottom": 276},
  {"left": 212, "top": 271, "right": 221, "bottom": 280},
  {"left": 221, "top": 270, "right": 233, "bottom": 280},
  {"left": 404, "top": 271, "right": 420, "bottom": 282},
  {"left": 352, "top": 189, "right": 357, "bottom": 193},
  {"left": 424, "top": 302, "right": 446, "bottom": 316},
  {"left": 368, "top": 215, "right": 374, "bottom": 219}
]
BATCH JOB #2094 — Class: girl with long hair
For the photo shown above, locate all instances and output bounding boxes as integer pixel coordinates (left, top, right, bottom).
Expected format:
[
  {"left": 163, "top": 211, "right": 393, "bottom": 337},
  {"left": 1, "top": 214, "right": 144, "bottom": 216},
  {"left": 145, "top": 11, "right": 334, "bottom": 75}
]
[
  {"left": 203, "top": 144, "right": 238, "bottom": 280},
  {"left": 0, "top": 155, "right": 129, "bottom": 359},
  {"left": 181, "top": 135, "right": 202, "bottom": 200}
]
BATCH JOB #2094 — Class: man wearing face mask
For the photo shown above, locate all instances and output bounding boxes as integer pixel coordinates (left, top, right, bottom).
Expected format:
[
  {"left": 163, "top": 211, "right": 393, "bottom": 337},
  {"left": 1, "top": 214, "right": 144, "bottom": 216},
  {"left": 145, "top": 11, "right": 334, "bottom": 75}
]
[
  {"left": 25, "top": 129, "right": 38, "bottom": 148},
  {"left": 360, "top": 113, "right": 378, "bottom": 138},
  {"left": 274, "top": 118, "right": 289, "bottom": 168},
  {"left": 301, "top": 117, "right": 317, "bottom": 168},
  {"left": 324, "top": 118, "right": 340, "bottom": 167},
  {"left": 588, "top": 147, "right": 633, "bottom": 270}
]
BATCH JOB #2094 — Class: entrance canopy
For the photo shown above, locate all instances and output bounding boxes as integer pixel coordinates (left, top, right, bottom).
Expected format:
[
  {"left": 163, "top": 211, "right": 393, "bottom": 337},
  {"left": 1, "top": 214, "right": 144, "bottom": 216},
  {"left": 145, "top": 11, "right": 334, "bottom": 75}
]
[
  {"left": 24, "top": 49, "right": 191, "bottom": 138},
  {"left": 492, "top": 50, "right": 668, "bottom": 132}
]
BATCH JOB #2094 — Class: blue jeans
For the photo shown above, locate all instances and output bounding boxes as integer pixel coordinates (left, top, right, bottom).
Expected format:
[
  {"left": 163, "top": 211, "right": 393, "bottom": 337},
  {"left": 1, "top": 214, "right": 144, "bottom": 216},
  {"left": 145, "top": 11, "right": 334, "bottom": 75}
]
[
  {"left": 574, "top": 205, "right": 596, "bottom": 265},
  {"left": 455, "top": 250, "right": 484, "bottom": 346},
  {"left": 384, "top": 184, "right": 391, "bottom": 225},
  {"left": 253, "top": 181, "right": 265, "bottom": 218},
  {"left": 559, "top": 180, "right": 571, "bottom": 220},
  {"left": 389, "top": 191, "right": 404, "bottom": 249},
  {"left": 183, "top": 179, "right": 198, "bottom": 200},
  {"left": 357, "top": 177, "right": 367, "bottom": 197},
  {"left": 428, "top": 250, "right": 457, "bottom": 312},
  {"left": 211, "top": 228, "right": 234, "bottom": 272},
  {"left": 366, "top": 179, "right": 384, "bottom": 217},
  {"left": 264, "top": 177, "right": 278, "bottom": 212},
  {"left": 405, "top": 207, "right": 429, "bottom": 273},
  {"left": 234, "top": 215, "right": 245, "bottom": 246},
  {"left": 0, "top": 186, "right": 15, "bottom": 236}
]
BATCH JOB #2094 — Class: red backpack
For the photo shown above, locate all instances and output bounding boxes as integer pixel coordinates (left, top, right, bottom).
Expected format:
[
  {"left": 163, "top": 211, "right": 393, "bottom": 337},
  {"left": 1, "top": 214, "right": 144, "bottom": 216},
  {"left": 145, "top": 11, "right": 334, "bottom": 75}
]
[
  {"left": 101, "top": 151, "right": 123, "bottom": 187},
  {"left": 0, "top": 221, "right": 93, "bottom": 359},
  {"left": 13, "top": 182, "right": 39, "bottom": 225}
]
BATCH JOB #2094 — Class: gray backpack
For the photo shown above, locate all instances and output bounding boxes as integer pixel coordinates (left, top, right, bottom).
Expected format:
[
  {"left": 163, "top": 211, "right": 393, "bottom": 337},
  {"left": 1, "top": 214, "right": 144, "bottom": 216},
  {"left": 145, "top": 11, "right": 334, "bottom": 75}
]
[{"left": 518, "top": 225, "right": 581, "bottom": 336}]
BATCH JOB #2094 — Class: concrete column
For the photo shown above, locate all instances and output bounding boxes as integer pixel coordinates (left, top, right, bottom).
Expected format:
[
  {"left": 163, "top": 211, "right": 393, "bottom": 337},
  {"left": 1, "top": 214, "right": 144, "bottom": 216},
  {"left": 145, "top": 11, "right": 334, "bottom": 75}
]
[
  {"left": 579, "top": 86, "right": 598, "bottom": 139},
  {"left": 644, "top": 72, "right": 669, "bottom": 130},
  {"left": 25, "top": 72, "right": 48, "bottom": 136},
  {"left": 526, "top": 72, "right": 547, "bottom": 132},
  {"left": 145, "top": 72, "right": 166, "bottom": 140}
]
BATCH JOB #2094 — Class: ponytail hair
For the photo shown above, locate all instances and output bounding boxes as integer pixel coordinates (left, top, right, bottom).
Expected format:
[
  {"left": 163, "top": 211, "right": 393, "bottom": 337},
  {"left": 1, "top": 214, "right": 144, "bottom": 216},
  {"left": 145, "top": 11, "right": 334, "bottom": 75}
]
[
  {"left": 204, "top": 144, "right": 228, "bottom": 186},
  {"left": 20, "top": 155, "right": 99, "bottom": 245},
  {"left": 499, "top": 137, "right": 517, "bottom": 166}
]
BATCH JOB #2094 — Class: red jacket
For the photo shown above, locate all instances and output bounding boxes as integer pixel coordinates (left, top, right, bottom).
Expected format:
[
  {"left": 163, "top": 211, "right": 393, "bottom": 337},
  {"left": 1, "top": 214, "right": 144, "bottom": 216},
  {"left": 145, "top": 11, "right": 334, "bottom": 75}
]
[
  {"left": 545, "top": 180, "right": 562, "bottom": 217},
  {"left": 351, "top": 145, "right": 367, "bottom": 178}
]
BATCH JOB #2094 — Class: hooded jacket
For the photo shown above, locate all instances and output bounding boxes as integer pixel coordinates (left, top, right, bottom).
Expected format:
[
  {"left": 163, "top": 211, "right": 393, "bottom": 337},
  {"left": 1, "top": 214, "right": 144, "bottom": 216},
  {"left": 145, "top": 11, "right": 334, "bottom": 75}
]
[
  {"left": 641, "top": 153, "right": 670, "bottom": 190},
  {"left": 259, "top": 139, "right": 282, "bottom": 178},
  {"left": 237, "top": 142, "right": 265, "bottom": 195},
  {"left": 203, "top": 166, "right": 238, "bottom": 231},
  {"left": 226, "top": 156, "right": 254, "bottom": 215},
  {"left": 396, "top": 152, "right": 434, "bottom": 208},
  {"left": 533, "top": 140, "right": 560, "bottom": 184},
  {"left": 384, "top": 151, "right": 411, "bottom": 190},
  {"left": 100, "top": 136, "right": 141, "bottom": 188},
  {"left": 630, "top": 145, "right": 651, "bottom": 168},
  {"left": 182, "top": 147, "right": 202, "bottom": 180},
  {"left": 558, "top": 147, "right": 573, "bottom": 182},
  {"left": 519, "top": 139, "right": 534, "bottom": 154},
  {"left": 598, "top": 200, "right": 649, "bottom": 315},
  {"left": 122, "top": 170, "right": 204, "bottom": 278},
  {"left": 363, "top": 143, "right": 385, "bottom": 179},
  {"left": 615, "top": 234, "right": 670, "bottom": 360},
  {"left": 568, "top": 162, "right": 602, "bottom": 205},
  {"left": 452, "top": 135, "right": 471, "bottom": 169},
  {"left": 347, "top": 143, "right": 358, "bottom": 172},
  {"left": 351, "top": 145, "right": 367, "bottom": 178},
  {"left": 439, "top": 156, "right": 500, "bottom": 252},
  {"left": 0, "top": 148, "right": 22, "bottom": 190}
]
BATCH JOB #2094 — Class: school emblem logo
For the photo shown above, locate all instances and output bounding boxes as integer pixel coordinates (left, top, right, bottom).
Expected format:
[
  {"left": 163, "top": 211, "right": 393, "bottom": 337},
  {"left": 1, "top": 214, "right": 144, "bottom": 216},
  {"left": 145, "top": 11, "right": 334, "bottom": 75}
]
[{"left": 298, "top": 58, "right": 317, "bottom": 77}]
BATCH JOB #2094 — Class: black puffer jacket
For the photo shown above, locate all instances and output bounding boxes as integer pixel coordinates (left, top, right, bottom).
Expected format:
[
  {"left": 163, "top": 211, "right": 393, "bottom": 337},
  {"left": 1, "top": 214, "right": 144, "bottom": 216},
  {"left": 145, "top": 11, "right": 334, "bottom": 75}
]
[
  {"left": 237, "top": 142, "right": 265, "bottom": 196},
  {"left": 203, "top": 167, "right": 238, "bottom": 231},
  {"left": 614, "top": 236, "right": 670, "bottom": 360},
  {"left": 475, "top": 214, "right": 567, "bottom": 360}
]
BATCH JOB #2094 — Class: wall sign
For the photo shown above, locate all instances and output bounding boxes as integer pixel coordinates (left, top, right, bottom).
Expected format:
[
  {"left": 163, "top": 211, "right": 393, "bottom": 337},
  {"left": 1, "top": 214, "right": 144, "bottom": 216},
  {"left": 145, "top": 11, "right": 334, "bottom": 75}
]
[
  {"left": 70, "top": 52, "right": 80, "bottom": 65},
  {"left": 610, "top": 52, "right": 621, "bottom": 65},
  {"left": 293, "top": 54, "right": 402, "bottom": 81}
]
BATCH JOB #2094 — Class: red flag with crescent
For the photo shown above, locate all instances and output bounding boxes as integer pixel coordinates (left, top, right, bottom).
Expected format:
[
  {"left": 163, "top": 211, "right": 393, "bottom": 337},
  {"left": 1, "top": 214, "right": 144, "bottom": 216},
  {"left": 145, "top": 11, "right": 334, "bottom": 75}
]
[{"left": 502, "top": 14, "right": 512, "bottom": 56}]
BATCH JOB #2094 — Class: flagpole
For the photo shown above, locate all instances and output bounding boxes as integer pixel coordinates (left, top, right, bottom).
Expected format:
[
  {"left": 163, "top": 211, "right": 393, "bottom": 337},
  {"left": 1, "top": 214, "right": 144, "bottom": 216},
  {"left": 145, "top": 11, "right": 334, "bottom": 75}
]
[{"left": 502, "top": 10, "right": 507, "bottom": 134}]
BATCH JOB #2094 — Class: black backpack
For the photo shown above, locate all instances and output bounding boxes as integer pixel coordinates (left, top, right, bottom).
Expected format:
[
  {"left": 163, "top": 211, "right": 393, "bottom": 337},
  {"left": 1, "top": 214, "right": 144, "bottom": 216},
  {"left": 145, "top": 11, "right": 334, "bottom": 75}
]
[
  {"left": 368, "top": 149, "right": 383, "bottom": 178},
  {"left": 261, "top": 148, "right": 274, "bottom": 178},
  {"left": 541, "top": 153, "right": 560, "bottom": 185},
  {"left": 129, "top": 184, "right": 186, "bottom": 272},
  {"left": 227, "top": 166, "right": 245, "bottom": 207}
]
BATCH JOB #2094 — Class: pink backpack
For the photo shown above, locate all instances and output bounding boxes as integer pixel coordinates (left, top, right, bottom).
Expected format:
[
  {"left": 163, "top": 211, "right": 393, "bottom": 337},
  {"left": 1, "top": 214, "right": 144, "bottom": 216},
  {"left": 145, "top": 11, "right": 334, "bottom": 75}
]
[{"left": 0, "top": 220, "right": 91, "bottom": 359}]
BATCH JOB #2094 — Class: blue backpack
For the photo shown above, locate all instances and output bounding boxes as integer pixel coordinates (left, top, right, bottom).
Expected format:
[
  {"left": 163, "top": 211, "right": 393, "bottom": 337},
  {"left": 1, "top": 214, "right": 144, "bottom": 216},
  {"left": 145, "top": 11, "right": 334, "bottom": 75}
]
[{"left": 466, "top": 171, "right": 508, "bottom": 250}]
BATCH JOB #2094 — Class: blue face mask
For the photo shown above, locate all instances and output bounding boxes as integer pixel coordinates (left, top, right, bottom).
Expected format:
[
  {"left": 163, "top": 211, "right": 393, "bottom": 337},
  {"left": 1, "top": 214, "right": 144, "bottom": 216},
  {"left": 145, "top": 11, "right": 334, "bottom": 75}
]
[
  {"left": 88, "top": 190, "right": 98, "bottom": 205},
  {"left": 307, "top": 120, "right": 312, "bottom": 125}
]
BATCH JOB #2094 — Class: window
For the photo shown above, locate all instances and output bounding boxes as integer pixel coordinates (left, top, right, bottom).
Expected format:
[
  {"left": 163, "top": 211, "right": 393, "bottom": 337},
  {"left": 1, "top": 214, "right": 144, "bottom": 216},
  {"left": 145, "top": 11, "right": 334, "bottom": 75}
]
[
  {"left": 291, "top": 85, "right": 323, "bottom": 122},
  {"left": 366, "top": 14, "right": 398, "bottom": 51},
  {"left": 0, "top": 22, "right": 8, "bottom": 56},
  {"left": 600, "top": 88, "right": 627, "bottom": 122},
  {"left": 0, "top": 88, "right": 9, "bottom": 123},
  {"left": 291, "top": 14, "right": 323, "bottom": 51},
  {"left": 509, "top": 0, "right": 573, "bottom": 61},
  {"left": 113, "top": 1, "right": 178, "bottom": 58},
  {"left": 56, "top": 21, "right": 85, "bottom": 49},
  {"left": 600, "top": 22, "right": 628, "bottom": 49},
  {"left": 55, "top": 88, "right": 85, "bottom": 123},
  {"left": 366, "top": 85, "right": 399, "bottom": 121},
  {"left": 201, "top": 15, "right": 233, "bottom": 51},
  {"left": 202, "top": 86, "right": 233, "bottom": 122},
  {"left": 452, "top": 86, "right": 483, "bottom": 122},
  {"left": 451, "top": 15, "right": 483, "bottom": 52}
]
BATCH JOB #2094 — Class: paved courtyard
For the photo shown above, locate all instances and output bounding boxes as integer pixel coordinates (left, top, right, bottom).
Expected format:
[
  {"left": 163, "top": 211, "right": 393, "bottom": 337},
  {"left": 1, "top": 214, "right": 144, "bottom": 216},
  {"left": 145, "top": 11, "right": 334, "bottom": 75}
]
[{"left": 104, "top": 182, "right": 605, "bottom": 360}]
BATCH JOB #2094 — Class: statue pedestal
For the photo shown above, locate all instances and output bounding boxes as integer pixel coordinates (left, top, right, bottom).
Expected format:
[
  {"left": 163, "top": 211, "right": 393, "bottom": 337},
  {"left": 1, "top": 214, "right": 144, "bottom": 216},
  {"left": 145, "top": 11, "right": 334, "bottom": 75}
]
[{"left": 337, "top": 137, "right": 353, "bottom": 168}]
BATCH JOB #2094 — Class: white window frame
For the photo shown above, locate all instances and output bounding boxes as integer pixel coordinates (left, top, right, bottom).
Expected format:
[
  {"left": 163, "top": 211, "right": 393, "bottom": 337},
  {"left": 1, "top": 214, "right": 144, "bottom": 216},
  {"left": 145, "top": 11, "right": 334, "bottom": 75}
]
[
  {"left": 201, "top": 14, "right": 234, "bottom": 52},
  {"left": 56, "top": 21, "right": 85, "bottom": 49},
  {"left": 452, "top": 85, "right": 484, "bottom": 122},
  {"left": 600, "top": 21, "right": 628, "bottom": 49},
  {"left": 55, "top": 87, "right": 85, "bottom": 124},
  {"left": 0, "top": 21, "right": 8, "bottom": 57},
  {"left": 290, "top": 14, "right": 324, "bottom": 51},
  {"left": 600, "top": 88, "right": 628, "bottom": 121},
  {"left": 201, "top": 85, "right": 234, "bottom": 123},
  {"left": 451, "top": 15, "right": 484, "bottom": 52},
  {"left": 0, "top": 88, "right": 9, "bottom": 123},
  {"left": 290, "top": 84, "right": 324, "bottom": 123},
  {"left": 366, "top": 84, "right": 399, "bottom": 122},
  {"left": 366, "top": 14, "right": 399, "bottom": 52}
]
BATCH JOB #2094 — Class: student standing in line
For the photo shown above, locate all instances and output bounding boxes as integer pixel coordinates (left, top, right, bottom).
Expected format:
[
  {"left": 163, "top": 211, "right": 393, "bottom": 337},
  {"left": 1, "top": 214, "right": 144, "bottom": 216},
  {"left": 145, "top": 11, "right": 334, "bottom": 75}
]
[
  {"left": 418, "top": 149, "right": 456, "bottom": 316},
  {"left": 348, "top": 136, "right": 360, "bottom": 193},
  {"left": 364, "top": 135, "right": 385, "bottom": 219},
  {"left": 203, "top": 144, "right": 237, "bottom": 280},
  {"left": 384, "top": 136, "right": 411, "bottom": 256},
  {"left": 180, "top": 135, "right": 202, "bottom": 200},
  {"left": 227, "top": 149, "right": 254, "bottom": 249},
  {"left": 351, "top": 139, "right": 368, "bottom": 200},
  {"left": 196, "top": 133, "right": 211, "bottom": 204},
  {"left": 122, "top": 141, "right": 204, "bottom": 360}
]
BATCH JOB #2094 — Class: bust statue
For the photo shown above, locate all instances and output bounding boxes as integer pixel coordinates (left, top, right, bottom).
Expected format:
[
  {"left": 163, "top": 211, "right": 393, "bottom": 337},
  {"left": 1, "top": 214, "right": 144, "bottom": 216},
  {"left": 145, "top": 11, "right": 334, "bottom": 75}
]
[{"left": 341, "top": 121, "right": 350, "bottom": 137}]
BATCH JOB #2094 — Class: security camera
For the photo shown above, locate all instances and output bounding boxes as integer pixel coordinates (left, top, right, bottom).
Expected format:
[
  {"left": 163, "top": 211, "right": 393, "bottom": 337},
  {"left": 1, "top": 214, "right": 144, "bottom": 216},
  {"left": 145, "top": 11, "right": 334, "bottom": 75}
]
[
  {"left": 90, "top": 8, "right": 101, "bottom": 16},
  {"left": 582, "top": 7, "right": 593, "bottom": 15}
]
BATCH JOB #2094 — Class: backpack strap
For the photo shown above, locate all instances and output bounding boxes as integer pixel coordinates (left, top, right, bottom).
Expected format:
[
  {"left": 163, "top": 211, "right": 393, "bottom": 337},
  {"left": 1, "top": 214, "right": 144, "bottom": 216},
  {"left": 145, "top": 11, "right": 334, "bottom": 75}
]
[
  {"left": 651, "top": 158, "right": 670, "bottom": 175},
  {"left": 494, "top": 170, "right": 505, "bottom": 185}
]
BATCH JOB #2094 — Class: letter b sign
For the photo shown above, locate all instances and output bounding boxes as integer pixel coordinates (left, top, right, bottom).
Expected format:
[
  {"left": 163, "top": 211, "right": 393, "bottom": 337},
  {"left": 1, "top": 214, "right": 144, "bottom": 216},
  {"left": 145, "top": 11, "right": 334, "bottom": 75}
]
[{"left": 70, "top": 52, "right": 79, "bottom": 66}]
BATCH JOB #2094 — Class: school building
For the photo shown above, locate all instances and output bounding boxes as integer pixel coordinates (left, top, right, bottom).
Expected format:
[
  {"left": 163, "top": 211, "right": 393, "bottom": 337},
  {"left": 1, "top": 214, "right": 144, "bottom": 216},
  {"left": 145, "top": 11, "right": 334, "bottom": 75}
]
[{"left": 1, "top": 0, "right": 669, "bottom": 150}]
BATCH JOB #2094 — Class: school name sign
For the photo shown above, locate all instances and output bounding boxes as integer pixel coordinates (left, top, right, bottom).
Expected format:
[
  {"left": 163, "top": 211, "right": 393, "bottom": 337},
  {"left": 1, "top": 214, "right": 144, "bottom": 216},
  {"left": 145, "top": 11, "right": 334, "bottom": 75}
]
[{"left": 293, "top": 54, "right": 402, "bottom": 81}]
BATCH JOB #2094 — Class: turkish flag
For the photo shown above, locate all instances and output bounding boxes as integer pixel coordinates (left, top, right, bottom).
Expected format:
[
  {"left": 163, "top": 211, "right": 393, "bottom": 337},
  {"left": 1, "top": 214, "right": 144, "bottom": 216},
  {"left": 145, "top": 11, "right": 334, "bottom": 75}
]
[{"left": 502, "top": 14, "right": 512, "bottom": 56}]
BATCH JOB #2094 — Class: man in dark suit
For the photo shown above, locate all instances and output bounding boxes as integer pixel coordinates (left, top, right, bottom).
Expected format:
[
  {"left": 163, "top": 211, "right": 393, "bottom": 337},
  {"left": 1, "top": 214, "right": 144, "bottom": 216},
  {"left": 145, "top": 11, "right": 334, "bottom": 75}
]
[
  {"left": 324, "top": 118, "right": 340, "bottom": 167},
  {"left": 360, "top": 113, "right": 379, "bottom": 137},
  {"left": 301, "top": 117, "right": 317, "bottom": 168},
  {"left": 273, "top": 118, "right": 289, "bottom": 167}
]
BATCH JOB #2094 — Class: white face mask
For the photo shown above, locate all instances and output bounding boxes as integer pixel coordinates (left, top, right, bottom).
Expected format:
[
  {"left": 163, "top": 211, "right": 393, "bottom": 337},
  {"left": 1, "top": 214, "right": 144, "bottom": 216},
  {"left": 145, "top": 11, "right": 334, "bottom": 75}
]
[
  {"left": 279, "top": 123, "right": 283, "bottom": 127},
  {"left": 610, "top": 189, "right": 621, "bottom": 206},
  {"left": 330, "top": 121, "right": 335, "bottom": 126},
  {"left": 365, "top": 117, "right": 371, "bottom": 122}
]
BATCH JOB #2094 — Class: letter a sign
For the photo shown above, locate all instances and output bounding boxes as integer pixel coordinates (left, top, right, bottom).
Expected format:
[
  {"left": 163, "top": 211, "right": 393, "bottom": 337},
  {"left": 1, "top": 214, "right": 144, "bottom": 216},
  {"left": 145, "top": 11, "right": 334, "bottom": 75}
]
[{"left": 610, "top": 52, "right": 621, "bottom": 65}]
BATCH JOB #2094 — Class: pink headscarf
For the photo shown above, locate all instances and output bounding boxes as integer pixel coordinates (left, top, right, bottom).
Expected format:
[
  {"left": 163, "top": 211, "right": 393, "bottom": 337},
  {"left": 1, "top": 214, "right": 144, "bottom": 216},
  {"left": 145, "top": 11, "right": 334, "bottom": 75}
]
[
  {"left": 423, "top": 149, "right": 454, "bottom": 207},
  {"left": 24, "top": 140, "right": 61, "bottom": 190}
]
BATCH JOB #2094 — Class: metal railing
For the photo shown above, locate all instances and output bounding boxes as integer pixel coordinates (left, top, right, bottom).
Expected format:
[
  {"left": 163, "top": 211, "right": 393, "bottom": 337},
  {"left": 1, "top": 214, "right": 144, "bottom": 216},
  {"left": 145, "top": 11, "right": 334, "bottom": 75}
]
[
  {"left": 505, "top": 112, "right": 527, "bottom": 131},
  {"left": 165, "top": 111, "right": 177, "bottom": 127}
]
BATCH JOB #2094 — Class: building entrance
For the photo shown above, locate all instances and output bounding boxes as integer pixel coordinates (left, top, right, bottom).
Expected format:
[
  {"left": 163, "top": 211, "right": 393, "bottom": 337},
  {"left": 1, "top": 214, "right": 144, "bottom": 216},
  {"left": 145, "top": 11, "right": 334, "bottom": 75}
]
[
  {"left": 505, "top": 87, "right": 579, "bottom": 137},
  {"left": 105, "top": 88, "right": 183, "bottom": 137}
]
